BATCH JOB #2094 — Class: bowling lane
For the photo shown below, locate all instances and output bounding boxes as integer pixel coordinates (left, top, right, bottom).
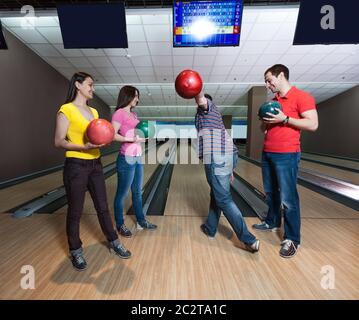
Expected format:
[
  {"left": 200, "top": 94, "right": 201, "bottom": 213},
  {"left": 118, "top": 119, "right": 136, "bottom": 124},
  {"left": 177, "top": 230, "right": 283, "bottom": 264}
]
[
  {"left": 234, "top": 158, "right": 359, "bottom": 219},
  {"left": 237, "top": 145, "right": 358, "bottom": 185},
  {"left": 164, "top": 164, "right": 210, "bottom": 216},
  {"left": 164, "top": 143, "right": 210, "bottom": 216},
  {"left": 54, "top": 143, "right": 168, "bottom": 215},
  {"left": 301, "top": 152, "right": 359, "bottom": 171},
  {"left": 0, "top": 152, "right": 118, "bottom": 213},
  {"left": 300, "top": 159, "right": 359, "bottom": 185},
  {"left": 238, "top": 144, "right": 359, "bottom": 172}
]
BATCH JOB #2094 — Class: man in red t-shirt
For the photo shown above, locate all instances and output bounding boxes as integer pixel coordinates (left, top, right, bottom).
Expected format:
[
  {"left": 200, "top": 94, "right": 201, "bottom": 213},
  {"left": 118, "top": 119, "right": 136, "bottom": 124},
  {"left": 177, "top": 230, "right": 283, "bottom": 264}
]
[{"left": 253, "top": 64, "right": 319, "bottom": 258}]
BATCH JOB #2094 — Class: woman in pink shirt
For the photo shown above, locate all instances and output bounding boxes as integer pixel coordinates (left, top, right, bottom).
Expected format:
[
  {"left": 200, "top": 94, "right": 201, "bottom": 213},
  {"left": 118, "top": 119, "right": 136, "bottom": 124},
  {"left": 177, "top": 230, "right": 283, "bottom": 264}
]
[{"left": 112, "top": 85, "right": 157, "bottom": 237}]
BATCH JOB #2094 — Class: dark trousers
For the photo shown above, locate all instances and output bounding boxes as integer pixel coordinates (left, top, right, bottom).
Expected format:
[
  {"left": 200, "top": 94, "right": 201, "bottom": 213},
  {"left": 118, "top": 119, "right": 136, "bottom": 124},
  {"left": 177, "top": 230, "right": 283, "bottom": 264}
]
[{"left": 63, "top": 158, "right": 118, "bottom": 251}]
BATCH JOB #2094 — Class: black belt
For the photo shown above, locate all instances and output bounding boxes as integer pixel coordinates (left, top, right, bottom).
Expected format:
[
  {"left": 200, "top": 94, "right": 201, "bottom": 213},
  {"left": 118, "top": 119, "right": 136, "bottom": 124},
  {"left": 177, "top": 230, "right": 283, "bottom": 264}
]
[{"left": 65, "top": 157, "right": 101, "bottom": 165}]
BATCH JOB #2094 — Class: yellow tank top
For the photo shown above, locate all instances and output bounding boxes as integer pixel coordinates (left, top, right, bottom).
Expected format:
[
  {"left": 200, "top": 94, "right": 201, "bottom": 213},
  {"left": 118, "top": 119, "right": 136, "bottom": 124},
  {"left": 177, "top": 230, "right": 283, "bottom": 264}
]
[{"left": 58, "top": 102, "right": 100, "bottom": 159}]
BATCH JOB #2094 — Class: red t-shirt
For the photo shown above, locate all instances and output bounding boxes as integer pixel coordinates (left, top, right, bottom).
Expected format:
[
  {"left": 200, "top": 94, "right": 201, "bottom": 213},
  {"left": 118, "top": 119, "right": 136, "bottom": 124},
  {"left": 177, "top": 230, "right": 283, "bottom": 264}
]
[{"left": 263, "top": 86, "right": 316, "bottom": 153}]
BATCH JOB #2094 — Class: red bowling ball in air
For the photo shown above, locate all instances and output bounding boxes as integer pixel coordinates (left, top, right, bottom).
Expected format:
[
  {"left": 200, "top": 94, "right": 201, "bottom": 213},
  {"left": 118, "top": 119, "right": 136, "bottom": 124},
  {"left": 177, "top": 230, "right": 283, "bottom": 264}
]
[
  {"left": 175, "top": 69, "right": 203, "bottom": 99},
  {"left": 86, "top": 119, "right": 115, "bottom": 145}
]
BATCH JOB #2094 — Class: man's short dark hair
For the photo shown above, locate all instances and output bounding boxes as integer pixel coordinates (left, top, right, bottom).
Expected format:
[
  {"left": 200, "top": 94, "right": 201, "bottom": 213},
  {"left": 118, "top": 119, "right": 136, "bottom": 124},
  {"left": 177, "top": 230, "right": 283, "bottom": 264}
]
[
  {"left": 204, "top": 93, "right": 213, "bottom": 101},
  {"left": 264, "top": 64, "right": 289, "bottom": 80}
]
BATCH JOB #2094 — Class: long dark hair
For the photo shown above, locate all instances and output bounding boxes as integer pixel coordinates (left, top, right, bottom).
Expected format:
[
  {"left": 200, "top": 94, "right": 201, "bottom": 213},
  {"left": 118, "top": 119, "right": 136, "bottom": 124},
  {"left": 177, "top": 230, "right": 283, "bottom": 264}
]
[
  {"left": 65, "top": 72, "right": 93, "bottom": 103},
  {"left": 116, "top": 85, "right": 139, "bottom": 111}
]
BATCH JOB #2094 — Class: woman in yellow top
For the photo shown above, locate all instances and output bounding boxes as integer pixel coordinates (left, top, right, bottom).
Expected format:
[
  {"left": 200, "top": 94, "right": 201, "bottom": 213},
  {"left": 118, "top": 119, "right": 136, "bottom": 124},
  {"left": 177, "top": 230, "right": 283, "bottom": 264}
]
[{"left": 54, "top": 72, "right": 131, "bottom": 271}]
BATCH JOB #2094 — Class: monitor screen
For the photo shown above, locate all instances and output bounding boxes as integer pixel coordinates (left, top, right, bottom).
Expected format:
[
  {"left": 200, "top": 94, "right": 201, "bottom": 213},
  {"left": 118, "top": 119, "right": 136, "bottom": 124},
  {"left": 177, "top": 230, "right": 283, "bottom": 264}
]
[
  {"left": 293, "top": 0, "right": 359, "bottom": 45},
  {"left": 173, "top": 0, "right": 243, "bottom": 47},
  {"left": 0, "top": 20, "right": 8, "bottom": 50},
  {"left": 57, "top": 4, "right": 128, "bottom": 49}
]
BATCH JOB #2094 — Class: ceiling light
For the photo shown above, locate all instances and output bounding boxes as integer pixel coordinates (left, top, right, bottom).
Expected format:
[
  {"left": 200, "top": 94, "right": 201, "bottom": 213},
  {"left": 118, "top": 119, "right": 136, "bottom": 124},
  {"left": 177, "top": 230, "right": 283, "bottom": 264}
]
[{"left": 190, "top": 18, "right": 216, "bottom": 40}]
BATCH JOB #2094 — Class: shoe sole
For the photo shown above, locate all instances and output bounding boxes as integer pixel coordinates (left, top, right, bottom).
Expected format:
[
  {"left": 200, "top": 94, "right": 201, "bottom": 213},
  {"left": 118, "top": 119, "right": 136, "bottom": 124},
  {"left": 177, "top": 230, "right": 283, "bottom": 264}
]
[
  {"left": 72, "top": 265, "right": 87, "bottom": 271},
  {"left": 119, "top": 232, "right": 132, "bottom": 238},
  {"left": 115, "top": 254, "right": 131, "bottom": 259},
  {"left": 279, "top": 251, "right": 297, "bottom": 258},
  {"left": 109, "top": 248, "right": 132, "bottom": 259},
  {"left": 253, "top": 227, "right": 280, "bottom": 232},
  {"left": 279, "top": 245, "right": 299, "bottom": 258},
  {"left": 137, "top": 225, "right": 157, "bottom": 231}
]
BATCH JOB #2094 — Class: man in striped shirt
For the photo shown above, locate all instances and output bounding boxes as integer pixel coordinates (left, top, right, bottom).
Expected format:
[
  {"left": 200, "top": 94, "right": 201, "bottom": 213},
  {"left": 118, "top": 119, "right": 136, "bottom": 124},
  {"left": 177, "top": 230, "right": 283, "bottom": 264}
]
[{"left": 194, "top": 92, "right": 259, "bottom": 253}]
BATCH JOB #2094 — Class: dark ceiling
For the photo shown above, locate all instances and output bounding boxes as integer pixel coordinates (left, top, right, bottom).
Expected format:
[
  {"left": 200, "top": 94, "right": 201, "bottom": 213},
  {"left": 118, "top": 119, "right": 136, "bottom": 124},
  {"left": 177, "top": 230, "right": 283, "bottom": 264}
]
[{"left": 0, "top": 0, "right": 300, "bottom": 10}]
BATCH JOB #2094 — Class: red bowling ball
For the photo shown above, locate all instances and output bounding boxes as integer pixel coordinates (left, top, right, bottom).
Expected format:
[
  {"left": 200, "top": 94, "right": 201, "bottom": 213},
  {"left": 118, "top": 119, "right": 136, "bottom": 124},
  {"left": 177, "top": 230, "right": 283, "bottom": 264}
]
[
  {"left": 175, "top": 69, "right": 203, "bottom": 99},
  {"left": 86, "top": 119, "right": 115, "bottom": 145}
]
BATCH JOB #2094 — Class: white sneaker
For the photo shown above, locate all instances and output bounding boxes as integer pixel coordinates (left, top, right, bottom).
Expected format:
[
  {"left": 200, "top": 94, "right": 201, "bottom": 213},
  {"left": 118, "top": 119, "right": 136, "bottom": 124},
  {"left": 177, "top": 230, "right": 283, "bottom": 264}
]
[{"left": 245, "top": 239, "right": 260, "bottom": 253}]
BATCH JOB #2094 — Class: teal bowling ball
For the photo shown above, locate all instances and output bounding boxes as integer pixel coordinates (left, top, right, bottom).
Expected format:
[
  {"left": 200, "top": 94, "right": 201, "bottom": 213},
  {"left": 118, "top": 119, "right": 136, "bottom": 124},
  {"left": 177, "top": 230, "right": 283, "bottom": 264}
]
[
  {"left": 135, "top": 120, "right": 155, "bottom": 139},
  {"left": 258, "top": 101, "right": 282, "bottom": 119}
]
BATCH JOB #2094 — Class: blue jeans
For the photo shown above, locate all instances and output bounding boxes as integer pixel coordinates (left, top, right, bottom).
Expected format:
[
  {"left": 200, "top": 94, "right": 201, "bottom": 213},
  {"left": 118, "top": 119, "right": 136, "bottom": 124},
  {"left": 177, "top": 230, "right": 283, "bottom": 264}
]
[
  {"left": 262, "top": 152, "right": 301, "bottom": 245},
  {"left": 114, "top": 154, "right": 145, "bottom": 227},
  {"left": 203, "top": 153, "right": 256, "bottom": 245}
]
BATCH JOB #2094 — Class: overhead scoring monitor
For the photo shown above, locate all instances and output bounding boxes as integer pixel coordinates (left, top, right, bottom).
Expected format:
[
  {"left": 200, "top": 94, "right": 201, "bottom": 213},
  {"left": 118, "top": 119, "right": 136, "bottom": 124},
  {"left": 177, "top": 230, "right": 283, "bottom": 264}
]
[{"left": 173, "top": 0, "right": 243, "bottom": 47}]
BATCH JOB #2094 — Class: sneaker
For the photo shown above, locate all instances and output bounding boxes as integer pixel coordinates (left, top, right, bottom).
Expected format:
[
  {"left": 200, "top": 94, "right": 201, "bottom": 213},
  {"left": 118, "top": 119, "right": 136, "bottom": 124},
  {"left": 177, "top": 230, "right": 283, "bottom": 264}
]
[
  {"left": 70, "top": 253, "right": 87, "bottom": 271},
  {"left": 137, "top": 220, "right": 157, "bottom": 230},
  {"left": 200, "top": 224, "right": 215, "bottom": 240},
  {"left": 117, "top": 224, "right": 132, "bottom": 238},
  {"left": 109, "top": 241, "right": 132, "bottom": 259},
  {"left": 279, "top": 239, "right": 299, "bottom": 258},
  {"left": 245, "top": 239, "right": 260, "bottom": 253},
  {"left": 252, "top": 222, "right": 280, "bottom": 232}
]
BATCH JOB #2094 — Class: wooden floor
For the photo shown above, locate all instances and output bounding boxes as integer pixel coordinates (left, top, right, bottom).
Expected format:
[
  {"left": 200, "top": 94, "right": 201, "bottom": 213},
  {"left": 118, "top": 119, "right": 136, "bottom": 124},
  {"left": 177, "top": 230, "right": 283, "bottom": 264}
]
[
  {"left": 1, "top": 145, "right": 359, "bottom": 299},
  {"left": 0, "top": 213, "right": 358, "bottom": 299}
]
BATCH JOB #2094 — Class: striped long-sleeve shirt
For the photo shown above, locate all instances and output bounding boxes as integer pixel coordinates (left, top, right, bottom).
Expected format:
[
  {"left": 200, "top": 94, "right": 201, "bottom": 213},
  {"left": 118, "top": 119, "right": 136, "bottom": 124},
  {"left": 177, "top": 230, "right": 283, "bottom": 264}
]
[{"left": 195, "top": 99, "right": 237, "bottom": 161}]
